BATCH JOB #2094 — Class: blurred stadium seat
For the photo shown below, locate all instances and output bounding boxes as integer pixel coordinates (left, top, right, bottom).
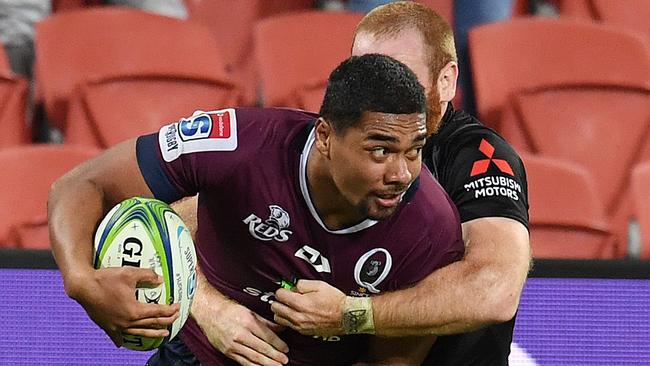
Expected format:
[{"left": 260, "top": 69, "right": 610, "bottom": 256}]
[
  {"left": 34, "top": 7, "right": 236, "bottom": 134},
  {"left": 255, "top": 10, "right": 363, "bottom": 111},
  {"left": 558, "top": 0, "right": 650, "bottom": 42},
  {"left": 631, "top": 162, "right": 650, "bottom": 259},
  {"left": 523, "top": 153, "right": 614, "bottom": 259},
  {"left": 0, "top": 45, "right": 30, "bottom": 147},
  {"left": 65, "top": 73, "right": 239, "bottom": 148},
  {"left": 0, "top": 145, "right": 99, "bottom": 249},
  {"left": 468, "top": 17, "right": 650, "bottom": 128},
  {"left": 184, "top": 0, "right": 315, "bottom": 106},
  {"left": 500, "top": 82, "right": 650, "bottom": 257}
]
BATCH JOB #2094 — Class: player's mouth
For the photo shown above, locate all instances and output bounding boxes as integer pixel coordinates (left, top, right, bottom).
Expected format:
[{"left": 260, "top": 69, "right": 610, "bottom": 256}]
[{"left": 373, "top": 192, "right": 403, "bottom": 208}]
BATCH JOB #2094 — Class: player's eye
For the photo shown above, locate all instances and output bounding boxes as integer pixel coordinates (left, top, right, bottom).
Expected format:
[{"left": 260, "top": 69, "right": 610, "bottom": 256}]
[
  {"left": 406, "top": 146, "right": 423, "bottom": 159},
  {"left": 370, "top": 147, "right": 389, "bottom": 159}
]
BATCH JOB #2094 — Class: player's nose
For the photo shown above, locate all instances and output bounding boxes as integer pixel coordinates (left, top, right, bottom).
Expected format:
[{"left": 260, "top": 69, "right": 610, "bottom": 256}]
[{"left": 385, "top": 155, "right": 412, "bottom": 186}]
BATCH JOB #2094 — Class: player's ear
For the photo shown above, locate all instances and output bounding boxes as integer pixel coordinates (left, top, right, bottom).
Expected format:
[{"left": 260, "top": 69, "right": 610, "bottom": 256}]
[
  {"left": 315, "top": 118, "right": 332, "bottom": 158},
  {"left": 437, "top": 61, "right": 458, "bottom": 103}
]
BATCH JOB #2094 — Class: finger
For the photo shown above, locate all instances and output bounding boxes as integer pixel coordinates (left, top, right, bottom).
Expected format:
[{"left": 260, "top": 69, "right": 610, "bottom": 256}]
[
  {"left": 251, "top": 315, "right": 289, "bottom": 353},
  {"left": 270, "top": 298, "right": 299, "bottom": 320},
  {"left": 274, "top": 288, "right": 303, "bottom": 309},
  {"left": 245, "top": 333, "right": 289, "bottom": 364},
  {"left": 230, "top": 354, "right": 256, "bottom": 366},
  {"left": 135, "top": 302, "right": 180, "bottom": 320},
  {"left": 272, "top": 314, "right": 298, "bottom": 330},
  {"left": 129, "top": 268, "right": 164, "bottom": 288},
  {"left": 123, "top": 327, "right": 170, "bottom": 338},
  {"left": 294, "top": 279, "right": 322, "bottom": 294},
  {"left": 236, "top": 343, "right": 287, "bottom": 366},
  {"left": 128, "top": 312, "right": 179, "bottom": 329}
]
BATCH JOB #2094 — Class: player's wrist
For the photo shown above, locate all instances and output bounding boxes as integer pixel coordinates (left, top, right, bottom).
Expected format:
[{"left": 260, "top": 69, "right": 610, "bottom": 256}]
[
  {"left": 62, "top": 266, "right": 95, "bottom": 301},
  {"left": 342, "top": 296, "right": 375, "bottom": 335}
]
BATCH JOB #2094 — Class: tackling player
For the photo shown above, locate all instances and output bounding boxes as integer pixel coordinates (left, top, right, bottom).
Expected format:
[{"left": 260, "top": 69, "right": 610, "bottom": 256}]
[{"left": 270, "top": 3, "right": 531, "bottom": 365}]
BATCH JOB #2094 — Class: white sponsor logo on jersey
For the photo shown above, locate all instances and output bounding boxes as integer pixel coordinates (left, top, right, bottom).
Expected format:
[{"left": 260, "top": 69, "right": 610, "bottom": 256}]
[
  {"left": 159, "top": 109, "right": 238, "bottom": 162},
  {"left": 353, "top": 248, "right": 392, "bottom": 294},
  {"left": 295, "top": 245, "right": 331, "bottom": 273},
  {"left": 243, "top": 205, "right": 293, "bottom": 242},
  {"left": 464, "top": 175, "right": 522, "bottom": 201}
]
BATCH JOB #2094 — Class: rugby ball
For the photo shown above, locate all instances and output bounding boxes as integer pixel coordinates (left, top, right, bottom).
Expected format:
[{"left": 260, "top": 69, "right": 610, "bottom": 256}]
[{"left": 93, "top": 197, "right": 197, "bottom": 351}]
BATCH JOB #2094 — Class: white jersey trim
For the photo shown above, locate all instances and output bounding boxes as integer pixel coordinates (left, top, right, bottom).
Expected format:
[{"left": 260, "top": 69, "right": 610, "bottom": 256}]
[{"left": 299, "top": 127, "right": 378, "bottom": 234}]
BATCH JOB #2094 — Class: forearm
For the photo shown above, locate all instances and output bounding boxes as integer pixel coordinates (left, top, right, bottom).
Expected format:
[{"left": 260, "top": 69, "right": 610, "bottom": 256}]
[
  {"left": 190, "top": 264, "right": 233, "bottom": 326},
  {"left": 371, "top": 218, "right": 530, "bottom": 336},
  {"left": 372, "top": 260, "right": 516, "bottom": 336},
  {"left": 48, "top": 173, "right": 107, "bottom": 299}
]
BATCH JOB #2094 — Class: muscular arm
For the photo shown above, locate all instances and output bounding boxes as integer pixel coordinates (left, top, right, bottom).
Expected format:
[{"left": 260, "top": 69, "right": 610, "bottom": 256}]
[
  {"left": 48, "top": 139, "right": 178, "bottom": 344},
  {"left": 49, "top": 139, "right": 153, "bottom": 295},
  {"left": 372, "top": 217, "right": 530, "bottom": 336},
  {"left": 272, "top": 217, "right": 530, "bottom": 337}
]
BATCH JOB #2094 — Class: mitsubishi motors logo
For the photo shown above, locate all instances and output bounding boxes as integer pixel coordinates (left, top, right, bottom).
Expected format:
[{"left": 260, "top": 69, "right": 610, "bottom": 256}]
[{"left": 470, "top": 139, "right": 514, "bottom": 177}]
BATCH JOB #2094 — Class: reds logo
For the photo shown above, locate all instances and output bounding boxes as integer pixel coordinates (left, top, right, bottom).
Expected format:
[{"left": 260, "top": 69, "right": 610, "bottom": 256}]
[{"left": 243, "top": 205, "right": 293, "bottom": 242}]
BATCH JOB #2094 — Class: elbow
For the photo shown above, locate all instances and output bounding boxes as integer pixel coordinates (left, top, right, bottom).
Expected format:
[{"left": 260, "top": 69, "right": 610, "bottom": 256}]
[
  {"left": 482, "top": 286, "right": 522, "bottom": 324},
  {"left": 489, "top": 295, "right": 520, "bottom": 324}
]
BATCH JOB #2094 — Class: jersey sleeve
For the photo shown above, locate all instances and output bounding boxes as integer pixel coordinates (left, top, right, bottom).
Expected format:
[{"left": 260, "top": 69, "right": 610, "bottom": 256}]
[
  {"left": 135, "top": 108, "right": 246, "bottom": 203},
  {"left": 444, "top": 133, "right": 529, "bottom": 227}
]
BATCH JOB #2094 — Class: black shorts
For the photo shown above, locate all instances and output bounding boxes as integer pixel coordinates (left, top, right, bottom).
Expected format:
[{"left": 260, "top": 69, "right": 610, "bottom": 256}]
[{"left": 146, "top": 337, "right": 201, "bottom": 366}]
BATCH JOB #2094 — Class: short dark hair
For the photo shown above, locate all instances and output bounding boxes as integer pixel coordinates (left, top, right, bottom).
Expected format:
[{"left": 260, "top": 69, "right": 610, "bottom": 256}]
[{"left": 319, "top": 54, "right": 426, "bottom": 134}]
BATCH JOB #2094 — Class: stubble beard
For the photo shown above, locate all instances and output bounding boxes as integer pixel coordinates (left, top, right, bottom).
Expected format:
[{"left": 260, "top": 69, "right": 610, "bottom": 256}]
[{"left": 426, "top": 86, "right": 443, "bottom": 135}]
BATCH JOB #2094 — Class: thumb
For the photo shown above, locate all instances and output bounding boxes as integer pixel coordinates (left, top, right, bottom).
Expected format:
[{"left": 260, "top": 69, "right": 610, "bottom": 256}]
[
  {"left": 294, "top": 279, "right": 323, "bottom": 294},
  {"left": 131, "top": 268, "right": 163, "bottom": 288}
]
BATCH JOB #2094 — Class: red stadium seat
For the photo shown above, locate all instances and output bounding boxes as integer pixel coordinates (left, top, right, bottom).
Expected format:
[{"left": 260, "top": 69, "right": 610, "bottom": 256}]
[
  {"left": 65, "top": 73, "right": 240, "bottom": 148},
  {"left": 0, "top": 76, "right": 30, "bottom": 147},
  {"left": 631, "top": 162, "right": 650, "bottom": 259},
  {"left": 34, "top": 7, "right": 235, "bottom": 132},
  {"left": 0, "top": 45, "right": 30, "bottom": 147},
  {"left": 255, "top": 10, "right": 364, "bottom": 111},
  {"left": 523, "top": 153, "right": 614, "bottom": 259},
  {"left": 0, "top": 145, "right": 99, "bottom": 249},
  {"left": 590, "top": 0, "right": 650, "bottom": 40},
  {"left": 499, "top": 82, "right": 650, "bottom": 256},
  {"left": 184, "top": 0, "right": 315, "bottom": 106},
  {"left": 556, "top": 0, "right": 650, "bottom": 42},
  {"left": 468, "top": 18, "right": 650, "bottom": 128}
]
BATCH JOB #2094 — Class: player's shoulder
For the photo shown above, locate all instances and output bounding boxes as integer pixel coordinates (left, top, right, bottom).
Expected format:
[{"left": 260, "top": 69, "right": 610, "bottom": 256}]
[
  {"left": 158, "top": 107, "right": 317, "bottom": 162},
  {"left": 440, "top": 111, "right": 525, "bottom": 179}
]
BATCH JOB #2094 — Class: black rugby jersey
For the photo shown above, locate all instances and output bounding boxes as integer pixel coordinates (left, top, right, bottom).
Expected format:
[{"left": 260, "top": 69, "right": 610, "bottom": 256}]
[{"left": 422, "top": 104, "right": 529, "bottom": 366}]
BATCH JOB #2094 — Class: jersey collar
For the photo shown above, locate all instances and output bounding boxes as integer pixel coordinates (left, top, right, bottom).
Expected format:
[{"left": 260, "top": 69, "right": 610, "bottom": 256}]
[{"left": 299, "top": 127, "right": 379, "bottom": 234}]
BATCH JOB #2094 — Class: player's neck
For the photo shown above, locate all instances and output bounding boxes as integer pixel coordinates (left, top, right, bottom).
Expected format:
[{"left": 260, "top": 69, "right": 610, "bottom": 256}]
[{"left": 306, "top": 147, "right": 367, "bottom": 230}]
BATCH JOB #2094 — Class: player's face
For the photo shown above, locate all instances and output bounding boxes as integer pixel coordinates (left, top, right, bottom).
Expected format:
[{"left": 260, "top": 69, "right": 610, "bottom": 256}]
[
  {"left": 353, "top": 30, "right": 444, "bottom": 133},
  {"left": 329, "top": 112, "right": 427, "bottom": 221}
]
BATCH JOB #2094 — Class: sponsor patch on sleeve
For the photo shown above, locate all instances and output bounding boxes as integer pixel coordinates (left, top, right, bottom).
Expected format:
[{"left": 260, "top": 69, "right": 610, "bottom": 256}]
[{"left": 159, "top": 108, "right": 238, "bottom": 162}]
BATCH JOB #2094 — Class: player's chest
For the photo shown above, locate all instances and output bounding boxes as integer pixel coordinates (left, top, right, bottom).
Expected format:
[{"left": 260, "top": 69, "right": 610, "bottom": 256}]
[{"left": 204, "top": 194, "right": 400, "bottom": 296}]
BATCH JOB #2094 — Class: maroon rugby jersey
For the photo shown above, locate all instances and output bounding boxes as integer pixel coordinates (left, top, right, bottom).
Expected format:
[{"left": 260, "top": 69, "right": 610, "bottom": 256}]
[{"left": 136, "top": 107, "right": 464, "bottom": 366}]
